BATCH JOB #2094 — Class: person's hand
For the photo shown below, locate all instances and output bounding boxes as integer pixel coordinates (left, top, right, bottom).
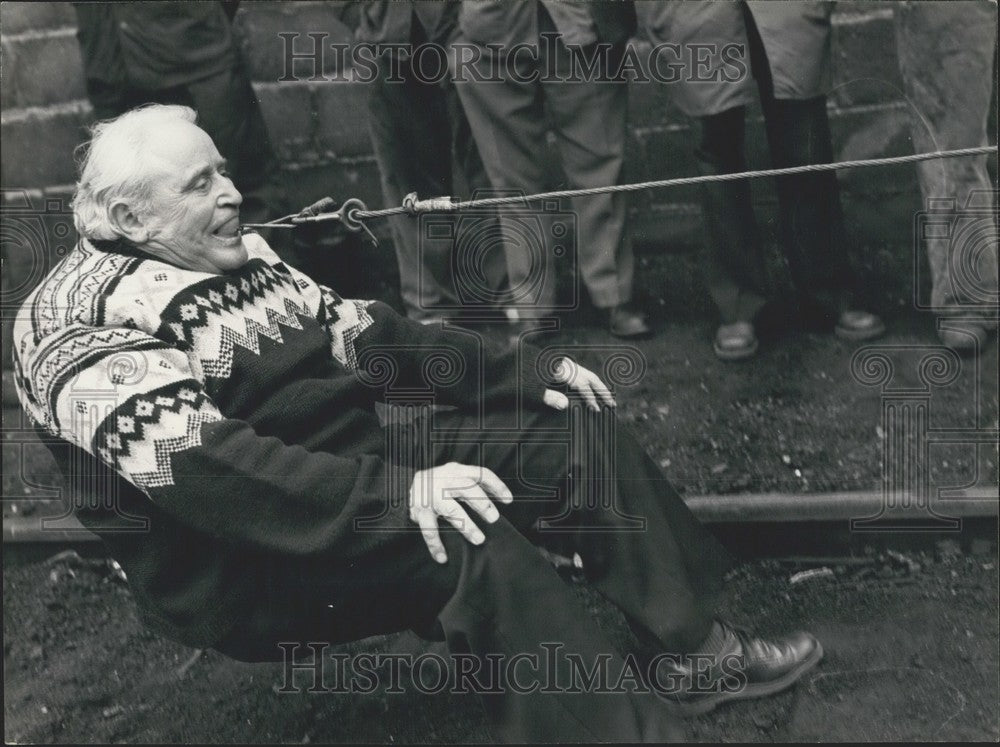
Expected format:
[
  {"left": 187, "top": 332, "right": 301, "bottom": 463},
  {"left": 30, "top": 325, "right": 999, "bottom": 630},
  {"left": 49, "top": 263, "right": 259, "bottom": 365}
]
[
  {"left": 542, "top": 357, "right": 616, "bottom": 412},
  {"left": 409, "top": 462, "right": 513, "bottom": 564}
]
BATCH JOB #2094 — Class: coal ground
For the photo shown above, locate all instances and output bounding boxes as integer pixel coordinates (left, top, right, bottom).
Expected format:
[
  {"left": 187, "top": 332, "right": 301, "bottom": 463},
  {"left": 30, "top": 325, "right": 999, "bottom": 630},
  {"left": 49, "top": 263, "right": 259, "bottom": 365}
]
[{"left": 3, "top": 243, "right": 999, "bottom": 742}]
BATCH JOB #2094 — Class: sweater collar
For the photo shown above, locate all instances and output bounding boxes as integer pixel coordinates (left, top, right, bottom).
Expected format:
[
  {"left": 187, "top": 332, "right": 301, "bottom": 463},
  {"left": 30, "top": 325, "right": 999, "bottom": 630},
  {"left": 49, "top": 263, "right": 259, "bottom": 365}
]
[{"left": 89, "top": 236, "right": 160, "bottom": 262}]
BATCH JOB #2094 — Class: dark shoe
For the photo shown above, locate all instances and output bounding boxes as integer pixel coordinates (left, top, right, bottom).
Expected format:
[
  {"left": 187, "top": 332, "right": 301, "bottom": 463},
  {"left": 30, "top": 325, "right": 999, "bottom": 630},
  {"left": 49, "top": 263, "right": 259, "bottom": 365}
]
[
  {"left": 609, "top": 305, "right": 651, "bottom": 338},
  {"left": 834, "top": 310, "right": 885, "bottom": 341},
  {"left": 657, "top": 623, "right": 823, "bottom": 715},
  {"left": 938, "top": 323, "right": 989, "bottom": 356},
  {"left": 714, "top": 321, "right": 758, "bottom": 360}
]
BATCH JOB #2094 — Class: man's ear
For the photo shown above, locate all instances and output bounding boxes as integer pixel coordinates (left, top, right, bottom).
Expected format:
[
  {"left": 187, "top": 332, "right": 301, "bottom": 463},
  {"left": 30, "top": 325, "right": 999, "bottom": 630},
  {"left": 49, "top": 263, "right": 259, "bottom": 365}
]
[{"left": 109, "top": 200, "right": 150, "bottom": 244}]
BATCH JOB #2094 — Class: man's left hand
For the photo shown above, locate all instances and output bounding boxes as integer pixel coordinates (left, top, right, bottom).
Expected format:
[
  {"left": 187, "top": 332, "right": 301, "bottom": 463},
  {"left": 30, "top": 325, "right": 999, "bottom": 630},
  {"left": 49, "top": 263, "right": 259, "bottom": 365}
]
[{"left": 542, "top": 357, "right": 616, "bottom": 412}]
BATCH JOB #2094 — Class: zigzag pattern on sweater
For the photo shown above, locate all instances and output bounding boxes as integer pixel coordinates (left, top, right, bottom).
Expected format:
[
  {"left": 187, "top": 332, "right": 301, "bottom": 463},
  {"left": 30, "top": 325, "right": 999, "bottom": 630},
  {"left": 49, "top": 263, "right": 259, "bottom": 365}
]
[
  {"left": 152, "top": 259, "right": 327, "bottom": 379},
  {"left": 319, "top": 285, "right": 374, "bottom": 370},
  {"left": 93, "top": 381, "right": 223, "bottom": 490}
]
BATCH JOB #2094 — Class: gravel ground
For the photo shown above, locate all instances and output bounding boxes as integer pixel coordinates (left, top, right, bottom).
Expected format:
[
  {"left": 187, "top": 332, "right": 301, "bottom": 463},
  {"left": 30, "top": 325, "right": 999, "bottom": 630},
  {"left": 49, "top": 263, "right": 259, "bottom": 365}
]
[{"left": 4, "top": 539, "right": 997, "bottom": 743}]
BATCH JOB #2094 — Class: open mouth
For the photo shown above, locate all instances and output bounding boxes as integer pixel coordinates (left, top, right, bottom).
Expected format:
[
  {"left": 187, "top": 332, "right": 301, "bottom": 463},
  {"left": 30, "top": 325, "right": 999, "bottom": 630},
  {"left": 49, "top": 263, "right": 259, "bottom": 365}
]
[{"left": 212, "top": 217, "right": 241, "bottom": 240}]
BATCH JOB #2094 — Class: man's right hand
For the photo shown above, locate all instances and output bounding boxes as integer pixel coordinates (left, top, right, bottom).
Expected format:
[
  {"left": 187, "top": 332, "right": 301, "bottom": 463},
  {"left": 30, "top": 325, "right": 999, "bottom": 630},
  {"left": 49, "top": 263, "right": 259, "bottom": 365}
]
[{"left": 408, "top": 462, "right": 513, "bottom": 564}]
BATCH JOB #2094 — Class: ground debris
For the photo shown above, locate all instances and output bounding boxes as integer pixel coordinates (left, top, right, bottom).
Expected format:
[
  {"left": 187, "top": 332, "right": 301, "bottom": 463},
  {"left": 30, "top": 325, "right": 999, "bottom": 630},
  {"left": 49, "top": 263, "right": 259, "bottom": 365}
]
[
  {"left": 176, "top": 648, "right": 204, "bottom": 678},
  {"left": 789, "top": 567, "right": 835, "bottom": 585},
  {"left": 102, "top": 704, "right": 125, "bottom": 719},
  {"left": 45, "top": 549, "right": 84, "bottom": 567},
  {"left": 885, "top": 549, "right": 922, "bottom": 574}
]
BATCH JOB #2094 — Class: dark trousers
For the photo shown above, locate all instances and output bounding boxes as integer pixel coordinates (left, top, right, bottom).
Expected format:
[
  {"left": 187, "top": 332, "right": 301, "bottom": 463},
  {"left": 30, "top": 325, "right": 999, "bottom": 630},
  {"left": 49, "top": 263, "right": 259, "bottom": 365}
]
[
  {"left": 697, "top": 6, "right": 857, "bottom": 325},
  {"left": 86, "top": 64, "right": 286, "bottom": 225},
  {"left": 367, "top": 29, "right": 507, "bottom": 321},
  {"left": 217, "top": 406, "right": 729, "bottom": 742}
]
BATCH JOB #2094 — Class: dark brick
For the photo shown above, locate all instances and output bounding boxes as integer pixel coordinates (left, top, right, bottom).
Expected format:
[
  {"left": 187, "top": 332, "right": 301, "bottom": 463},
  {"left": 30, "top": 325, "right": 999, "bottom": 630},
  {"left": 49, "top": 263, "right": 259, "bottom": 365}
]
[
  {"left": 0, "top": 1, "right": 76, "bottom": 35},
  {"left": 0, "top": 37, "right": 20, "bottom": 109},
  {"left": 234, "top": 1, "right": 354, "bottom": 84},
  {"left": 2, "top": 28, "right": 86, "bottom": 109},
  {"left": 253, "top": 81, "right": 316, "bottom": 160},
  {"left": 630, "top": 202, "right": 702, "bottom": 254},
  {"left": 312, "top": 82, "right": 372, "bottom": 158},
  {"left": 284, "top": 159, "right": 382, "bottom": 212},
  {"left": 629, "top": 123, "right": 700, "bottom": 208},
  {"left": 0, "top": 104, "right": 91, "bottom": 188}
]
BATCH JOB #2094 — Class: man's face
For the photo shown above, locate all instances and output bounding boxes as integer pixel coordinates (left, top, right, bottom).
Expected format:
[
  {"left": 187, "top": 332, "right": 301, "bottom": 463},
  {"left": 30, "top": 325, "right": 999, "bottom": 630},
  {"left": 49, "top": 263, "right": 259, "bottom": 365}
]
[{"left": 139, "top": 120, "right": 247, "bottom": 274}]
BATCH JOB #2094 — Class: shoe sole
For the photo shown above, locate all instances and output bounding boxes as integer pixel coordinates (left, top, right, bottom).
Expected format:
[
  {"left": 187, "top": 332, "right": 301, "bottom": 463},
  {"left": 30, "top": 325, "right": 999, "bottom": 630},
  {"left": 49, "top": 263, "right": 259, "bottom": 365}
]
[
  {"left": 661, "top": 640, "right": 825, "bottom": 717},
  {"left": 834, "top": 321, "right": 885, "bottom": 341},
  {"left": 713, "top": 338, "right": 759, "bottom": 361}
]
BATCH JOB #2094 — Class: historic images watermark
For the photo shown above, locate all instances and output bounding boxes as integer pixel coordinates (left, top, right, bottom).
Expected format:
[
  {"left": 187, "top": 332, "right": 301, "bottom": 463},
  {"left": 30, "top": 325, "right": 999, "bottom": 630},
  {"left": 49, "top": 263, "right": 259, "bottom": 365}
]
[
  {"left": 278, "top": 33, "right": 748, "bottom": 85},
  {"left": 276, "top": 642, "right": 747, "bottom": 698}
]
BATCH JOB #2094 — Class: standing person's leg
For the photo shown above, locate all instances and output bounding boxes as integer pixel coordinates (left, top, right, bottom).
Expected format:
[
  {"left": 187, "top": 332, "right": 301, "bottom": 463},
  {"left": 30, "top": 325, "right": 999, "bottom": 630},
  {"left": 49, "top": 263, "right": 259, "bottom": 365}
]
[
  {"left": 542, "top": 39, "right": 648, "bottom": 337},
  {"left": 445, "top": 78, "right": 510, "bottom": 311},
  {"left": 451, "top": 41, "right": 556, "bottom": 317},
  {"left": 638, "top": 0, "right": 762, "bottom": 357},
  {"left": 695, "top": 105, "right": 769, "bottom": 359},
  {"left": 895, "top": 0, "right": 999, "bottom": 352},
  {"left": 368, "top": 49, "right": 457, "bottom": 321},
  {"left": 745, "top": 7, "right": 883, "bottom": 340}
]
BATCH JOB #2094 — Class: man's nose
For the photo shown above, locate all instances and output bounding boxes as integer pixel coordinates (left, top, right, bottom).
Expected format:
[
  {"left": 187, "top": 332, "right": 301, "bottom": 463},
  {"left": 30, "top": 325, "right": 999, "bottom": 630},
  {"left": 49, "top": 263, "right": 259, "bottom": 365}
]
[{"left": 219, "top": 176, "right": 243, "bottom": 207}]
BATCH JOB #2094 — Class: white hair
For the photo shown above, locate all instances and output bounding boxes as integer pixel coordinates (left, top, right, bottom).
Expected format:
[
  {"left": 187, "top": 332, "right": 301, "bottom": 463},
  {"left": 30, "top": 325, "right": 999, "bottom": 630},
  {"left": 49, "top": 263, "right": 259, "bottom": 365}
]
[{"left": 71, "top": 104, "right": 198, "bottom": 241}]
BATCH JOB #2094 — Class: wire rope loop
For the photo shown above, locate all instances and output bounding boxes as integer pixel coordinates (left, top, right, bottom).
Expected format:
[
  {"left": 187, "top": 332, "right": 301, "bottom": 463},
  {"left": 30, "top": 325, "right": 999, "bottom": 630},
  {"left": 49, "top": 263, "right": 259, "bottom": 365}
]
[{"left": 339, "top": 198, "right": 368, "bottom": 232}]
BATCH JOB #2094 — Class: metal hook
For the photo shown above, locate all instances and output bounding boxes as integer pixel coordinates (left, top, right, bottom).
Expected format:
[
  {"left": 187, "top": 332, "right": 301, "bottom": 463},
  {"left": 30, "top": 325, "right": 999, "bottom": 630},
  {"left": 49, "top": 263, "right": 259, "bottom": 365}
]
[{"left": 241, "top": 197, "right": 377, "bottom": 246}]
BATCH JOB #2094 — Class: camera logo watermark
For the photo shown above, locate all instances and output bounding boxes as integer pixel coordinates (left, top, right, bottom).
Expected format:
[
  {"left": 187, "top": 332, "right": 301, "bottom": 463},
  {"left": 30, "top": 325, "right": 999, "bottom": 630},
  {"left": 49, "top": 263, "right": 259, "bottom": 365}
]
[
  {"left": 913, "top": 190, "right": 999, "bottom": 313},
  {"left": 418, "top": 191, "right": 578, "bottom": 313}
]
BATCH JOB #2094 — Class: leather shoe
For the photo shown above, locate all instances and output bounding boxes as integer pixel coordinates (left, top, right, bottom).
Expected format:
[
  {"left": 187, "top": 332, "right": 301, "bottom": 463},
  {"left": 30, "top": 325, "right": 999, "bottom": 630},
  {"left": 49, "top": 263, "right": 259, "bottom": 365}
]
[
  {"left": 714, "top": 321, "right": 758, "bottom": 360},
  {"left": 656, "top": 622, "right": 823, "bottom": 715},
  {"left": 834, "top": 310, "right": 885, "bottom": 341},
  {"left": 609, "top": 305, "right": 651, "bottom": 338}
]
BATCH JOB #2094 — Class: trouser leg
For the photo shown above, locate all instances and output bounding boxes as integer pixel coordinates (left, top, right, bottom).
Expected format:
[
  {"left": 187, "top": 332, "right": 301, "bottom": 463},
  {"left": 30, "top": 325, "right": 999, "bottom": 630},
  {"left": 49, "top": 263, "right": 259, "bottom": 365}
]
[
  {"left": 430, "top": 406, "right": 730, "bottom": 654},
  {"left": 542, "top": 38, "right": 635, "bottom": 309},
  {"left": 368, "top": 50, "right": 458, "bottom": 319},
  {"left": 452, "top": 41, "right": 556, "bottom": 313},
  {"left": 219, "top": 406, "right": 721, "bottom": 740},
  {"left": 895, "top": 0, "right": 999, "bottom": 316},
  {"left": 696, "top": 106, "right": 769, "bottom": 324},
  {"left": 744, "top": 7, "right": 857, "bottom": 318},
  {"left": 445, "top": 78, "right": 510, "bottom": 308}
]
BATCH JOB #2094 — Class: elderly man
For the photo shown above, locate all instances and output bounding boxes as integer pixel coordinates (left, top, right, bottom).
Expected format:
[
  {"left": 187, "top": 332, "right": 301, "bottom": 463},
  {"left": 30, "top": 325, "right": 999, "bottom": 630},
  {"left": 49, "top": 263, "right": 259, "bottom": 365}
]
[{"left": 14, "top": 106, "right": 821, "bottom": 742}]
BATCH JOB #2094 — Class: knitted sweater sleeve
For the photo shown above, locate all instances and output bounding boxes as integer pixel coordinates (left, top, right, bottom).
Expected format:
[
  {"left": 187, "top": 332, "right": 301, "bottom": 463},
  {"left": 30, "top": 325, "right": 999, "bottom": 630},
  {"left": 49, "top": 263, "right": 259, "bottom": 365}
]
[
  {"left": 15, "top": 323, "right": 415, "bottom": 556},
  {"left": 309, "top": 281, "right": 550, "bottom": 410}
]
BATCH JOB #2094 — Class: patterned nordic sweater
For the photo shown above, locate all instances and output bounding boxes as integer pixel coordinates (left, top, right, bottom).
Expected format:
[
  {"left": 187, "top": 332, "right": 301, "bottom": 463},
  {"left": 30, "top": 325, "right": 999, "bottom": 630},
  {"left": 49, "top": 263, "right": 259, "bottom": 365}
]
[{"left": 13, "top": 233, "right": 547, "bottom": 647}]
